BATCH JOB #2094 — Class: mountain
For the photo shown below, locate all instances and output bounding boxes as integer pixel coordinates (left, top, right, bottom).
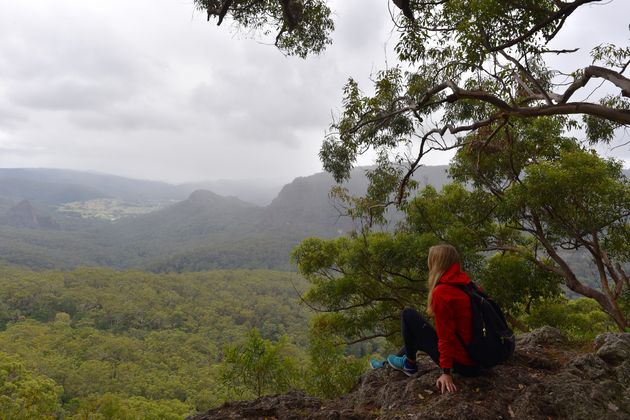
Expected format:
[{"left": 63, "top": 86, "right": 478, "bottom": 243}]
[
  {"left": 106, "top": 189, "right": 261, "bottom": 242},
  {"left": 0, "top": 163, "right": 625, "bottom": 272},
  {"left": 0, "top": 168, "right": 283, "bottom": 205},
  {"left": 0, "top": 177, "right": 107, "bottom": 206},
  {"left": 261, "top": 165, "right": 451, "bottom": 235},
  {"left": 2, "top": 200, "right": 59, "bottom": 229},
  {"left": 179, "top": 179, "right": 282, "bottom": 206},
  {"left": 0, "top": 164, "right": 502, "bottom": 272},
  {"left": 0, "top": 168, "right": 187, "bottom": 202}
]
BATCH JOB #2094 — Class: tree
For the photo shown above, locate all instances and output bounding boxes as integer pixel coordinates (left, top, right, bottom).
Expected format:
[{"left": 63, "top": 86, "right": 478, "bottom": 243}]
[
  {"left": 478, "top": 254, "right": 563, "bottom": 329},
  {"left": 294, "top": 125, "right": 630, "bottom": 335},
  {"left": 304, "top": 321, "right": 365, "bottom": 399},
  {"left": 291, "top": 226, "right": 488, "bottom": 344},
  {"left": 195, "top": 0, "right": 334, "bottom": 58},
  {"left": 292, "top": 233, "right": 428, "bottom": 344},
  {"left": 196, "top": 1, "right": 629, "bottom": 197},
  {"left": 0, "top": 353, "right": 63, "bottom": 420},
  {"left": 409, "top": 120, "right": 630, "bottom": 329},
  {"left": 219, "top": 329, "right": 300, "bottom": 399},
  {"left": 198, "top": 2, "right": 630, "bottom": 328}
]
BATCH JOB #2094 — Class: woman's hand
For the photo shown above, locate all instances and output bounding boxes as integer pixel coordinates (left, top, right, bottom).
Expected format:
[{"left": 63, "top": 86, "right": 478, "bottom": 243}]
[{"left": 436, "top": 373, "right": 457, "bottom": 393}]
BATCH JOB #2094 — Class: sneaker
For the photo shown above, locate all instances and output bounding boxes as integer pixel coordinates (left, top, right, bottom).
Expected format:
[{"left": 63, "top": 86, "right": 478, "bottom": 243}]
[
  {"left": 369, "top": 359, "right": 388, "bottom": 369},
  {"left": 387, "top": 354, "right": 418, "bottom": 376}
]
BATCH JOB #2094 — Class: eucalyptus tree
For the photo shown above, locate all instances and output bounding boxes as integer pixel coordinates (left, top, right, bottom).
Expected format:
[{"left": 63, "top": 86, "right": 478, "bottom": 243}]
[
  {"left": 195, "top": 1, "right": 629, "bottom": 198},
  {"left": 197, "top": 1, "right": 630, "bottom": 330},
  {"left": 414, "top": 119, "right": 630, "bottom": 330}
]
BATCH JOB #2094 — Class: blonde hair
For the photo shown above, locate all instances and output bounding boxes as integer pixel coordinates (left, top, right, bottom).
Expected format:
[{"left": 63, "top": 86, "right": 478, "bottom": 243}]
[{"left": 426, "top": 244, "right": 461, "bottom": 316}]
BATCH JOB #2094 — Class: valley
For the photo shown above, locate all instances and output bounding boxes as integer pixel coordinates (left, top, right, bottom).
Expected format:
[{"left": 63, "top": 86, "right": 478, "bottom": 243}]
[{"left": 0, "top": 166, "right": 451, "bottom": 272}]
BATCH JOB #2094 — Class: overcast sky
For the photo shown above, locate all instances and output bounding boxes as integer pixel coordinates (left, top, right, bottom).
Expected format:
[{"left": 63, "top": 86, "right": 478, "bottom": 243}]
[{"left": 0, "top": 0, "right": 628, "bottom": 184}]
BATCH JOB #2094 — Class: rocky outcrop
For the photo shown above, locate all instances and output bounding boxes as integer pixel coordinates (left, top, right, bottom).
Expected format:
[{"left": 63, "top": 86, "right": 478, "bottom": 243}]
[{"left": 190, "top": 328, "right": 630, "bottom": 420}]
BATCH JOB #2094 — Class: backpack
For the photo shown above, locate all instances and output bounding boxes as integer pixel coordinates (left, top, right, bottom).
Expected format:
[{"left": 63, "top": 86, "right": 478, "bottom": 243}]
[{"left": 447, "top": 282, "right": 515, "bottom": 368}]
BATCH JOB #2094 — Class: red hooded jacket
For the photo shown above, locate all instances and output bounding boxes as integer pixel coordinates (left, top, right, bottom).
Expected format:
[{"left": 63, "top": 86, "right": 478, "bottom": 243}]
[{"left": 431, "top": 263, "right": 476, "bottom": 368}]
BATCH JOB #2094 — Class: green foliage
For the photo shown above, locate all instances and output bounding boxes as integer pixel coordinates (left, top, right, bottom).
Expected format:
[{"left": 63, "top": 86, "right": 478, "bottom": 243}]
[
  {"left": 0, "top": 352, "right": 62, "bottom": 419},
  {"left": 436, "top": 129, "right": 630, "bottom": 328},
  {"left": 220, "top": 329, "right": 300, "bottom": 399},
  {"left": 66, "top": 393, "right": 189, "bottom": 420},
  {"left": 0, "top": 265, "right": 309, "bottom": 344},
  {"left": 525, "top": 298, "right": 617, "bottom": 342},
  {"left": 292, "top": 225, "right": 484, "bottom": 345},
  {"left": 296, "top": 129, "right": 630, "bottom": 337},
  {"left": 292, "top": 233, "right": 430, "bottom": 345},
  {"left": 479, "top": 254, "right": 562, "bottom": 321},
  {"left": 194, "top": 0, "right": 334, "bottom": 58},
  {"left": 0, "top": 266, "right": 312, "bottom": 416},
  {"left": 305, "top": 320, "right": 365, "bottom": 399}
]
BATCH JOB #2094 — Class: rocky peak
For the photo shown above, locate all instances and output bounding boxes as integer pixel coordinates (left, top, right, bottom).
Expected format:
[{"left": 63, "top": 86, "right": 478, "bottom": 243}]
[{"left": 190, "top": 327, "right": 630, "bottom": 419}]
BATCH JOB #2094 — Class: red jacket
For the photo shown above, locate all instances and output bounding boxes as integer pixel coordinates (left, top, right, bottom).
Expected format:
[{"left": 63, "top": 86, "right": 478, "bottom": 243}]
[{"left": 431, "top": 263, "right": 476, "bottom": 368}]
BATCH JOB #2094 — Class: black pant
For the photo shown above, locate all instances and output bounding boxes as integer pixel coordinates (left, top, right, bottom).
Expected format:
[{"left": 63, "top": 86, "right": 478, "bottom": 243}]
[{"left": 397, "top": 308, "right": 481, "bottom": 377}]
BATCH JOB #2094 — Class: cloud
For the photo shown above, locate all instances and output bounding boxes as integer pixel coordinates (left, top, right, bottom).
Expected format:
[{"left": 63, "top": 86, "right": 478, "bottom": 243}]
[
  {"left": 189, "top": 60, "right": 337, "bottom": 146},
  {"left": 9, "top": 78, "right": 136, "bottom": 112},
  {"left": 0, "top": 0, "right": 627, "bottom": 183},
  {"left": 0, "top": 103, "right": 28, "bottom": 128}
]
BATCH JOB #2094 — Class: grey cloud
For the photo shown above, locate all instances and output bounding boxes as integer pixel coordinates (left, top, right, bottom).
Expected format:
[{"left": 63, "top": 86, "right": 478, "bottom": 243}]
[
  {"left": 0, "top": 103, "right": 28, "bottom": 128},
  {"left": 0, "top": 0, "right": 627, "bottom": 184},
  {"left": 9, "top": 78, "right": 136, "bottom": 111},
  {"left": 189, "top": 60, "right": 338, "bottom": 145},
  {"left": 70, "top": 106, "right": 181, "bottom": 132}
]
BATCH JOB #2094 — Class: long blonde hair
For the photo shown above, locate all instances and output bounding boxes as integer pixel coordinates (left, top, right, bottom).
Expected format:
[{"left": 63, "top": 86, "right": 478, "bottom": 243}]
[{"left": 426, "top": 244, "right": 461, "bottom": 316}]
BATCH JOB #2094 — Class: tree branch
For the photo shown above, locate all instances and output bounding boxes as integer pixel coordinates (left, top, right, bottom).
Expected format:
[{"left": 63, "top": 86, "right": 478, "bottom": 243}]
[{"left": 486, "top": 0, "right": 603, "bottom": 53}]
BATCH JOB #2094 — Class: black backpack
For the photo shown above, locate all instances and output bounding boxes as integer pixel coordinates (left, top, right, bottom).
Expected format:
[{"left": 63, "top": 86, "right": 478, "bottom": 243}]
[{"left": 447, "top": 282, "right": 515, "bottom": 368}]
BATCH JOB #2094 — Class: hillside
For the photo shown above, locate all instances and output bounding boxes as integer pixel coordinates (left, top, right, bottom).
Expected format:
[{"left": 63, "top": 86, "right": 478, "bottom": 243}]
[
  {"left": 1, "top": 164, "right": 622, "bottom": 273},
  {"left": 0, "top": 166, "right": 450, "bottom": 271},
  {"left": 191, "top": 327, "right": 630, "bottom": 419},
  {"left": 0, "top": 168, "right": 187, "bottom": 202}
]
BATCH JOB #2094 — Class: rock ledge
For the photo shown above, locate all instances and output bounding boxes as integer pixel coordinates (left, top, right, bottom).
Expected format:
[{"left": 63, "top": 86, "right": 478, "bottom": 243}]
[{"left": 190, "top": 328, "right": 630, "bottom": 419}]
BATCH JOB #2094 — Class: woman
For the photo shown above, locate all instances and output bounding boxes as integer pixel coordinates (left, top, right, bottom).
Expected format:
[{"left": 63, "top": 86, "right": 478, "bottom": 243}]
[{"left": 373, "top": 244, "right": 481, "bottom": 393}]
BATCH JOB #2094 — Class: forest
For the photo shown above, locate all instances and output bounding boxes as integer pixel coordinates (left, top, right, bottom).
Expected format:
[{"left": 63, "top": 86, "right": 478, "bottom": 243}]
[{"left": 1, "top": 0, "right": 630, "bottom": 418}]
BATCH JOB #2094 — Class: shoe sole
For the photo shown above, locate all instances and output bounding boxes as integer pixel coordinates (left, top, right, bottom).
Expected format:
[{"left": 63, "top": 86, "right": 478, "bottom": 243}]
[{"left": 388, "top": 363, "right": 417, "bottom": 377}]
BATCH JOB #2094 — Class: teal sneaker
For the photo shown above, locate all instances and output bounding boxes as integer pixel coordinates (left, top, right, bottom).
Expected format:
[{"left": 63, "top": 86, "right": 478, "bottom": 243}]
[
  {"left": 369, "top": 359, "right": 387, "bottom": 369},
  {"left": 387, "top": 354, "right": 418, "bottom": 376}
]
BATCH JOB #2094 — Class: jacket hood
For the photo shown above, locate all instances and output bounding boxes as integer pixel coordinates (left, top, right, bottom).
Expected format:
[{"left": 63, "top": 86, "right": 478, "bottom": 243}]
[{"left": 439, "top": 263, "right": 471, "bottom": 285}]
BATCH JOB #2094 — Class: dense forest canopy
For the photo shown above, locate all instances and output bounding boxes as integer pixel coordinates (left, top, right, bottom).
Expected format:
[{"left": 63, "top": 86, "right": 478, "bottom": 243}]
[{"left": 0, "top": 265, "right": 314, "bottom": 416}]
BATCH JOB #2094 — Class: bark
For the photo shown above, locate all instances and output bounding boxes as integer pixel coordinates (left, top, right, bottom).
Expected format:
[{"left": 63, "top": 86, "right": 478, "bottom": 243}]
[{"left": 529, "top": 214, "right": 628, "bottom": 331}]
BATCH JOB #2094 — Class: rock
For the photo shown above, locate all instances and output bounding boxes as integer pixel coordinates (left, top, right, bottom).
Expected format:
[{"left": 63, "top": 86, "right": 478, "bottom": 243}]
[
  {"left": 512, "top": 348, "right": 559, "bottom": 370},
  {"left": 190, "top": 328, "right": 630, "bottom": 420},
  {"left": 594, "top": 333, "right": 630, "bottom": 365},
  {"left": 616, "top": 359, "right": 630, "bottom": 387},
  {"left": 567, "top": 353, "right": 611, "bottom": 381},
  {"left": 188, "top": 390, "right": 324, "bottom": 420},
  {"left": 516, "top": 326, "right": 565, "bottom": 348},
  {"left": 512, "top": 373, "right": 628, "bottom": 420}
]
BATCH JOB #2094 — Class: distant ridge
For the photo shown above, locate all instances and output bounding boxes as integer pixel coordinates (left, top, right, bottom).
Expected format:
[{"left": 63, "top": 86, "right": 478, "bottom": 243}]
[
  {"left": 2, "top": 200, "right": 59, "bottom": 229},
  {"left": 0, "top": 163, "right": 569, "bottom": 272},
  {"left": 0, "top": 168, "right": 188, "bottom": 202}
]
